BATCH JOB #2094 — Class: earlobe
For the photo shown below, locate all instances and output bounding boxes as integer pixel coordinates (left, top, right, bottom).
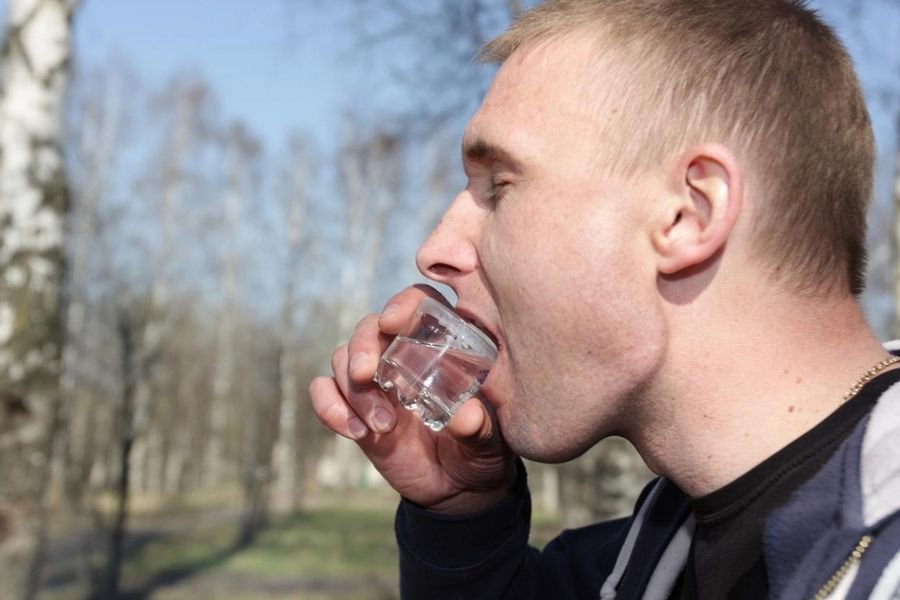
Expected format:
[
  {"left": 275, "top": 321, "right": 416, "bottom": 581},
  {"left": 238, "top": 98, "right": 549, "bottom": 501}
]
[{"left": 653, "top": 145, "right": 742, "bottom": 275}]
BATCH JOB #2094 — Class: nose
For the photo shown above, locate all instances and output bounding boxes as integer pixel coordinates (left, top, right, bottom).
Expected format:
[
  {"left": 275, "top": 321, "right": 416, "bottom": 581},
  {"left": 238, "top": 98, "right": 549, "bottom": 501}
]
[{"left": 415, "top": 190, "right": 481, "bottom": 289}]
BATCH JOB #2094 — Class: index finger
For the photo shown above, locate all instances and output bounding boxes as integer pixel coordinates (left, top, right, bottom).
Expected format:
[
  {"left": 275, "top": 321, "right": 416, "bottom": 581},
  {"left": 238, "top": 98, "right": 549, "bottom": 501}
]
[
  {"left": 346, "top": 313, "right": 392, "bottom": 386},
  {"left": 377, "top": 284, "right": 450, "bottom": 333},
  {"left": 349, "top": 285, "right": 452, "bottom": 386}
]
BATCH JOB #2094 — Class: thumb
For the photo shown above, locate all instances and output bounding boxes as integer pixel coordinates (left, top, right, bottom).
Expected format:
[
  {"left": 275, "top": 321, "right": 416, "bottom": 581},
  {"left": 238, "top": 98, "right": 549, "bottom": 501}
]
[{"left": 446, "top": 395, "right": 502, "bottom": 448}]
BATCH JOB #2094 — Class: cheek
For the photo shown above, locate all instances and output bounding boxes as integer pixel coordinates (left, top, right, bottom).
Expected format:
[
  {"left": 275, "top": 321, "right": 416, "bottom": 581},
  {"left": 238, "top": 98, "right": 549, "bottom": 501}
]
[
  {"left": 498, "top": 217, "right": 624, "bottom": 312},
  {"left": 483, "top": 204, "right": 586, "bottom": 282},
  {"left": 483, "top": 238, "right": 598, "bottom": 375},
  {"left": 485, "top": 204, "right": 658, "bottom": 364}
]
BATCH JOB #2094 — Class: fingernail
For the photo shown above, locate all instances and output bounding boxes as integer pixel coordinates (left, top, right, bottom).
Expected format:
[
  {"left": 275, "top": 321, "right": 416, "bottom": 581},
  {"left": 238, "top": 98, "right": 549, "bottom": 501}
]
[
  {"left": 381, "top": 304, "right": 399, "bottom": 318},
  {"left": 348, "top": 417, "right": 368, "bottom": 440},
  {"left": 371, "top": 407, "right": 394, "bottom": 433},
  {"left": 350, "top": 353, "right": 369, "bottom": 374}
]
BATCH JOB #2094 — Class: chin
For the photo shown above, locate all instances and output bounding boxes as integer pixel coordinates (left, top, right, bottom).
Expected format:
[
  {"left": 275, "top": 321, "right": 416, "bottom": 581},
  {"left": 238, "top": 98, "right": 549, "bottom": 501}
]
[
  {"left": 498, "top": 411, "right": 620, "bottom": 464},
  {"left": 506, "top": 424, "right": 601, "bottom": 464}
]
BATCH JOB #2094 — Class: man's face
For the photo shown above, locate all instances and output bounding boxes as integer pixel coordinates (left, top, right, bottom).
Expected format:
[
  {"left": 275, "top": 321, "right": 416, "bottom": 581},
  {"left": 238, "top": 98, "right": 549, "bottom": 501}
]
[{"left": 416, "top": 33, "right": 668, "bottom": 462}]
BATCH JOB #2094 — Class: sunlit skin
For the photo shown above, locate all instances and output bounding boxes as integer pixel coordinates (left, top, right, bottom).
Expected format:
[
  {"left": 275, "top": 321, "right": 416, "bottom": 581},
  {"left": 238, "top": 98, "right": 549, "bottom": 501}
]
[
  {"left": 416, "top": 36, "right": 669, "bottom": 463},
  {"left": 309, "top": 30, "right": 892, "bottom": 514}
]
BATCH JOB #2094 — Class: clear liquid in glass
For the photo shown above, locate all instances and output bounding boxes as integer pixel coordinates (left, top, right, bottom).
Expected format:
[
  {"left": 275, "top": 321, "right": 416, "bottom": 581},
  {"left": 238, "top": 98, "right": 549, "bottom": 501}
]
[{"left": 375, "top": 336, "right": 493, "bottom": 431}]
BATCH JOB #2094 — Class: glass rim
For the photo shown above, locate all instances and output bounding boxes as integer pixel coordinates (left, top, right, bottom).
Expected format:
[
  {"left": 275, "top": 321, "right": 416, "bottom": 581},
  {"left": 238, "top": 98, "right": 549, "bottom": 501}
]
[{"left": 418, "top": 296, "right": 498, "bottom": 357}]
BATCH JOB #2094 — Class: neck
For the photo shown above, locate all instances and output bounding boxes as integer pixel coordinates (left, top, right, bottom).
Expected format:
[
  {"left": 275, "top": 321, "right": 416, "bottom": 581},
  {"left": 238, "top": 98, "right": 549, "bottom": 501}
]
[{"left": 627, "top": 286, "right": 890, "bottom": 498}]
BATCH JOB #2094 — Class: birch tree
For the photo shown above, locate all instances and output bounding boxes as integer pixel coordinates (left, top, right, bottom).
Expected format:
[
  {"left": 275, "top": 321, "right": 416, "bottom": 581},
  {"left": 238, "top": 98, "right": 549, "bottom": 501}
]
[
  {"left": 57, "top": 64, "right": 128, "bottom": 506},
  {"left": 235, "top": 326, "right": 280, "bottom": 546},
  {"left": 129, "top": 78, "right": 212, "bottom": 497},
  {"left": 271, "top": 136, "right": 312, "bottom": 513},
  {"left": 320, "top": 126, "right": 408, "bottom": 490},
  {"left": 48, "top": 60, "right": 134, "bottom": 599},
  {"left": 0, "top": 0, "right": 78, "bottom": 597},
  {"left": 336, "top": 127, "right": 404, "bottom": 336},
  {"left": 204, "top": 122, "right": 260, "bottom": 487}
]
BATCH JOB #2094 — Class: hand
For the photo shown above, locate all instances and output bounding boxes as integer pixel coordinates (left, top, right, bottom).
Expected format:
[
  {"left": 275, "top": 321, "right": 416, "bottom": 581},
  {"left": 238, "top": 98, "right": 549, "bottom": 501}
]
[{"left": 309, "top": 285, "right": 516, "bottom": 514}]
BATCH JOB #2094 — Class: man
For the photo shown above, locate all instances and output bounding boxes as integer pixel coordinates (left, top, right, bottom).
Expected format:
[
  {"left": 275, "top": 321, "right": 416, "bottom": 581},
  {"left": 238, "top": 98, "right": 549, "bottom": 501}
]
[{"left": 309, "top": 0, "right": 900, "bottom": 597}]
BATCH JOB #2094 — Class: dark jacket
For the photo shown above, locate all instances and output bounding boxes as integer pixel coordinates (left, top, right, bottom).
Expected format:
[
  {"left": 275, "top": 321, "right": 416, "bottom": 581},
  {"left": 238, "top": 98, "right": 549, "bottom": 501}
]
[{"left": 396, "top": 377, "right": 900, "bottom": 599}]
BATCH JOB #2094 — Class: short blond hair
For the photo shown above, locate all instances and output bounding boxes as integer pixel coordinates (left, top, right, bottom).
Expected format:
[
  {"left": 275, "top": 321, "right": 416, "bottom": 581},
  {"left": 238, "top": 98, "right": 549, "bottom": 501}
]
[{"left": 481, "top": 0, "right": 874, "bottom": 295}]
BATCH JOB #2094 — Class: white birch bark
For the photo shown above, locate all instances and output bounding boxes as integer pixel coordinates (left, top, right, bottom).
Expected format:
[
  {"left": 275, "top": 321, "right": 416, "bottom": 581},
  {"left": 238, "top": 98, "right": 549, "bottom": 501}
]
[
  {"left": 0, "top": 0, "right": 77, "bottom": 597},
  {"left": 0, "top": 0, "right": 73, "bottom": 439}
]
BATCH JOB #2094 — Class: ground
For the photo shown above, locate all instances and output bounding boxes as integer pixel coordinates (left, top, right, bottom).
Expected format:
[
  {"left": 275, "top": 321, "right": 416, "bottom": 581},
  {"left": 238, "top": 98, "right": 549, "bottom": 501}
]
[
  {"left": 37, "top": 486, "right": 562, "bottom": 599},
  {"left": 39, "top": 489, "right": 402, "bottom": 600}
]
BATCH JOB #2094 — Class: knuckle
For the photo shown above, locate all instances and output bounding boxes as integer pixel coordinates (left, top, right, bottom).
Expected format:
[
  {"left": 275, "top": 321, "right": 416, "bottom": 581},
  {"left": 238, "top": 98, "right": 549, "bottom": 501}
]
[
  {"left": 355, "top": 313, "right": 377, "bottom": 329},
  {"left": 352, "top": 313, "right": 381, "bottom": 338},
  {"left": 331, "top": 344, "right": 348, "bottom": 366}
]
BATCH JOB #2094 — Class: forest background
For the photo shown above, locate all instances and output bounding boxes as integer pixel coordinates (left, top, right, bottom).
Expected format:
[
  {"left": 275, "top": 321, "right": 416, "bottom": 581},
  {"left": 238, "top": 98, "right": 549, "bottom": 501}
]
[{"left": 0, "top": 0, "right": 897, "bottom": 599}]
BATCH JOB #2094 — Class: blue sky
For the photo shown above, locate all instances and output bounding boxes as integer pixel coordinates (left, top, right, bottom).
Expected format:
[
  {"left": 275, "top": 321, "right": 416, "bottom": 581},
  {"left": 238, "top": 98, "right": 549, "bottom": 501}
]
[
  {"left": 72, "top": 1, "right": 360, "bottom": 152},
  {"left": 0, "top": 1, "right": 895, "bottom": 167}
]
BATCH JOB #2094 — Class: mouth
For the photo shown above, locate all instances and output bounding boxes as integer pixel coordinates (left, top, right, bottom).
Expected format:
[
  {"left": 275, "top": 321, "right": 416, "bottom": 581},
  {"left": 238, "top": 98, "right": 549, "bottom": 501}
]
[{"left": 453, "top": 306, "right": 502, "bottom": 352}]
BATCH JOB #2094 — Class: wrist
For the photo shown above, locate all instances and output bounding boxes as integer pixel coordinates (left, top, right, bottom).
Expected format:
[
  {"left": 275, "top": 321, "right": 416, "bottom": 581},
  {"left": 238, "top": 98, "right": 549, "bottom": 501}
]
[
  {"left": 427, "top": 459, "right": 524, "bottom": 516},
  {"left": 396, "top": 460, "right": 531, "bottom": 571}
]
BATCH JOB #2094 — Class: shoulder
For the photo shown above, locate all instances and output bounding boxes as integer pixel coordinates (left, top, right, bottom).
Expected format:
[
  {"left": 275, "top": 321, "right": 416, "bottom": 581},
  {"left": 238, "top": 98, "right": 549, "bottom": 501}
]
[
  {"left": 766, "top": 370, "right": 900, "bottom": 599},
  {"left": 850, "top": 373, "right": 900, "bottom": 599}
]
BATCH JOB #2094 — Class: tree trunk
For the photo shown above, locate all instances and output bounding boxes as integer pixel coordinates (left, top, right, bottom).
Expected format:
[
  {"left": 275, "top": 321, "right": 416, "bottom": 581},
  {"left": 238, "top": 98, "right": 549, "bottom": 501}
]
[
  {"left": 102, "top": 311, "right": 139, "bottom": 599},
  {"left": 52, "top": 62, "right": 125, "bottom": 600},
  {"left": 129, "top": 80, "right": 207, "bottom": 499},
  {"left": 336, "top": 128, "right": 401, "bottom": 339},
  {"left": 0, "top": 0, "right": 77, "bottom": 597},
  {"left": 330, "top": 129, "right": 404, "bottom": 491},
  {"left": 206, "top": 126, "right": 257, "bottom": 488},
  {"left": 273, "top": 331, "right": 299, "bottom": 510},
  {"left": 272, "top": 138, "right": 310, "bottom": 513},
  {"left": 236, "top": 390, "right": 269, "bottom": 548}
]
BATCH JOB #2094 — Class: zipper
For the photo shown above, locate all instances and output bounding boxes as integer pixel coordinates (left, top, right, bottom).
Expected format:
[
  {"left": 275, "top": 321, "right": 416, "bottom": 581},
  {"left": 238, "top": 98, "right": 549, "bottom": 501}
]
[{"left": 812, "top": 534, "right": 873, "bottom": 600}]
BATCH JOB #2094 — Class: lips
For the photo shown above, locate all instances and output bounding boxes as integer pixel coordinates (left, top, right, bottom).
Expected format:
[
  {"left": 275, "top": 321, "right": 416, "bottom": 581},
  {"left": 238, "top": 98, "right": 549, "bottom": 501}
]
[{"left": 454, "top": 306, "right": 502, "bottom": 352}]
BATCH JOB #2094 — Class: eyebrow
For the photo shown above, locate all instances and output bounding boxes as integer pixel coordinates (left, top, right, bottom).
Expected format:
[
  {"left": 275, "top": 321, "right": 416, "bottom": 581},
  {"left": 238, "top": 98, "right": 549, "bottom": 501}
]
[{"left": 462, "top": 138, "right": 520, "bottom": 169}]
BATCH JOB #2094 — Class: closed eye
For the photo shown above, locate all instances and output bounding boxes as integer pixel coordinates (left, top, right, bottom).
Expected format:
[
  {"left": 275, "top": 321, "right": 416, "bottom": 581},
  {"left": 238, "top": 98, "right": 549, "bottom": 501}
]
[{"left": 488, "top": 180, "right": 512, "bottom": 205}]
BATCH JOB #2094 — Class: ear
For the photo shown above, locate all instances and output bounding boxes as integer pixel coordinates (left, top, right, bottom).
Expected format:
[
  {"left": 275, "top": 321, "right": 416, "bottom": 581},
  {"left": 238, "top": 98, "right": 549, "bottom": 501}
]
[{"left": 652, "top": 144, "right": 742, "bottom": 275}]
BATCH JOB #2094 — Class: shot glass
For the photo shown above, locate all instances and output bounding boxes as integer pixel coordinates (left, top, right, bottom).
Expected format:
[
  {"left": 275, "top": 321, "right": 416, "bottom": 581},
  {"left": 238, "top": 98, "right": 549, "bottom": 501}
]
[{"left": 374, "top": 297, "right": 498, "bottom": 431}]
